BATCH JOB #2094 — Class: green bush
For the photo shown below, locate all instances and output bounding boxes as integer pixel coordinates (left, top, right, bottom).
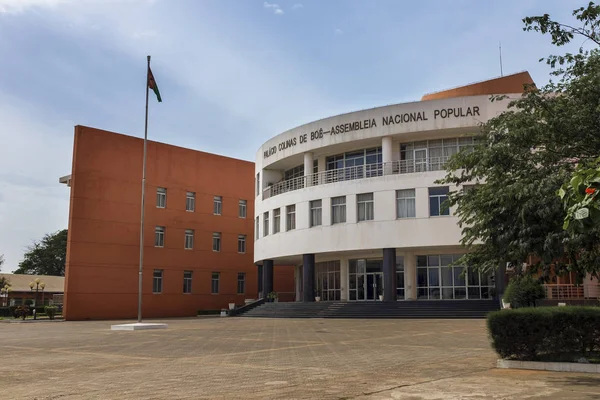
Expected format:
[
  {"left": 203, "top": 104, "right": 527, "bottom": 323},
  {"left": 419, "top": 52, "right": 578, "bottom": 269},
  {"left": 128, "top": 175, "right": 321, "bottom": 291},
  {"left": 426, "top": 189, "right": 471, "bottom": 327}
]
[
  {"left": 44, "top": 306, "right": 58, "bottom": 320},
  {"left": 503, "top": 275, "right": 545, "bottom": 308},
  {"left": 487, "top": 307, "right": 600, "bottom": 361}
]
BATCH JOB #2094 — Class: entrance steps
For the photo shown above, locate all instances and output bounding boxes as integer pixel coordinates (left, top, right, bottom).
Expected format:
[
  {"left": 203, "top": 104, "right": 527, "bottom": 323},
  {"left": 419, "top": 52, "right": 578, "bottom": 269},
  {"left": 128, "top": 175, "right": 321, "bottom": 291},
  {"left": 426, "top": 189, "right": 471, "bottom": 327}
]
[{"left": 238, "top": 300, "right": 499, "bottom": 319}]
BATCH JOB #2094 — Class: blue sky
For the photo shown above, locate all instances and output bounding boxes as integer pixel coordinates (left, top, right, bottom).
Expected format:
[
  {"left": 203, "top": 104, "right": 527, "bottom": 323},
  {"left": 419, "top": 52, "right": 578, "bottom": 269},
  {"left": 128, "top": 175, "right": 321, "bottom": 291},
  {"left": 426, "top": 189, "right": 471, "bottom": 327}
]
[{"left": 0, "top": 0, "right": 586, "bottom": 271}]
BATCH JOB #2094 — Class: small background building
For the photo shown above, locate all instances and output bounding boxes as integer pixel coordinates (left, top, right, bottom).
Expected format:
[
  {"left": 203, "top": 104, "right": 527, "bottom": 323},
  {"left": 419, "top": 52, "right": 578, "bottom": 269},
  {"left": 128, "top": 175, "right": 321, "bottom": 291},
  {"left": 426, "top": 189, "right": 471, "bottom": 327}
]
[{"left": 0, "top": 274, "right": 65, "bottom": 307}]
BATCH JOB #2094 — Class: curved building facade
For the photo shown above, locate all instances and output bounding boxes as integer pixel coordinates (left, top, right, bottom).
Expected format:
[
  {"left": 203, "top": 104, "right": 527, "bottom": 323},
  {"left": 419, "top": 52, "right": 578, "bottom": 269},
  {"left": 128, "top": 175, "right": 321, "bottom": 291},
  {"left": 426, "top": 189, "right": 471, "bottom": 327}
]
[{"left": 254, "top": 73, "right": 532, "bottom": 303}]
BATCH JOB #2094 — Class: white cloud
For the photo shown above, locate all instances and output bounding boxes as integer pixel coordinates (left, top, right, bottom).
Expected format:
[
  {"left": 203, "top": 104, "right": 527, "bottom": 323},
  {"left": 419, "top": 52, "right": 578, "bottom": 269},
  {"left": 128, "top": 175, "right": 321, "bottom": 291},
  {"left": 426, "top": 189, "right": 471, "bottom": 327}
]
[
  {"left": 292, "top": 3, "right": 303, "bottom": 10},
  {"left": 0, "top": 0, "right": 70, "bottom": 13},
  {"left": 335, "top": 28, "right": 343, "bottom": 35},
  {"left": 263, "top": 1, "right": 283, "bottom": 15}
]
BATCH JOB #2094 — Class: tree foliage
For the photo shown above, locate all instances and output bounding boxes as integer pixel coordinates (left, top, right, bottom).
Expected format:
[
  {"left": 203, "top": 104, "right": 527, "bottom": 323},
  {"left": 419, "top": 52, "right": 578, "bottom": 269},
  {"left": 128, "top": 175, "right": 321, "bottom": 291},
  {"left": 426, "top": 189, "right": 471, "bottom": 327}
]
[
  {"left": 503, "top": 276, "right": 546, "bottom": 308},
  {"left": 13, "top": 230, "right": 68, "bottom": 276},
  {"left": 438, "top": 2, "right": 600, "bottom": 283}
]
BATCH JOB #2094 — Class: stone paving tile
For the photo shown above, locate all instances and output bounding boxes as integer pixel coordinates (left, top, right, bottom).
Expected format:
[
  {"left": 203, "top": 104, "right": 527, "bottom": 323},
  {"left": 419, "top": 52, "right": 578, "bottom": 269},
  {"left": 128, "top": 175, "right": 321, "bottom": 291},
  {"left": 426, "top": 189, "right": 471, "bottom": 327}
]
[{"left": 0, "top": 317, "right": 598, "bottom": 399}]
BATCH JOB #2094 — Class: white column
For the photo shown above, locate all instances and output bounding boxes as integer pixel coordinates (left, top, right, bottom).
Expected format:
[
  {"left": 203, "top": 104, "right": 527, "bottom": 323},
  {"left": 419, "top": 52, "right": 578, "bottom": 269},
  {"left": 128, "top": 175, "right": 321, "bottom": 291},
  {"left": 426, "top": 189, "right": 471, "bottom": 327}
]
[
  {"left": 304, "top": 152, "right": 314, "bottom": 187},
  {"left": 340, "top": 257, "right": 349, "bottom": 301},
  {"left": 382, "top": 136, "right": 393, "bottom": 175},
  {"left": 404, "top": 252, "right": 417, "bottom": 300},
  {"left": 318, "top": 156, "right": 326, "bottom": 185}
]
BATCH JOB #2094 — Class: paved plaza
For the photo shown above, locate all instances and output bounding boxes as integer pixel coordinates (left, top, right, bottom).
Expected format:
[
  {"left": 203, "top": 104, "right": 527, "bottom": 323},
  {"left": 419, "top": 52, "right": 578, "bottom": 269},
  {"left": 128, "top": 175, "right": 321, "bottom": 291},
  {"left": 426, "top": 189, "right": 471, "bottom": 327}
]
[{"left": 1, "top": 317, "right": 599, "bottom": 399}]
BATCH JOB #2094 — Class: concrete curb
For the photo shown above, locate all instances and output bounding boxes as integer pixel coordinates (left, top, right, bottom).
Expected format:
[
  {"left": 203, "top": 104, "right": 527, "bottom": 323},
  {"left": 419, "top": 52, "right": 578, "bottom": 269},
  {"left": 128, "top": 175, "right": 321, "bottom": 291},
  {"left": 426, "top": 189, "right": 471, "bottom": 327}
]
[{"left": 497, "top": 359, "right": 600, "bottom": 373}]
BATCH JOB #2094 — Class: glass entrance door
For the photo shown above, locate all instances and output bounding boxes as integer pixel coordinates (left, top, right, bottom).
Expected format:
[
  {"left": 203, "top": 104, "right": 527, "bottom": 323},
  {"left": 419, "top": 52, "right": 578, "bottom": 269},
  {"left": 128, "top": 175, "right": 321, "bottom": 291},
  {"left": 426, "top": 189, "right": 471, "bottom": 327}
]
[{"left": 365, "top": 273, "right": 383, "bottom": 300}]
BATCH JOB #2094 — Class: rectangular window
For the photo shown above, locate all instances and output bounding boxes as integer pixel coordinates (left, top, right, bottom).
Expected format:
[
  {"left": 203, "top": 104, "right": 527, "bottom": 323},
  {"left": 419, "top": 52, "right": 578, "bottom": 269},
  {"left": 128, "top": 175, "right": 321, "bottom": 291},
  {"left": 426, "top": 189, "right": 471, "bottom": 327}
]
[
  {"left": 255, "top": 216, "right": 259, "bottom": 240},
  {"left": 237, "top": 272, "right": 246, "bottom": 294},
  {"left": 273, "top": 208, "right": 281, "bottom": 234},
  {"left": 263, "top": 212, "right": 270, "bottom": 236},
  {"left": 357, "top": 193, "right": 374, "bottom": 221},
  {"left": 286, "top": 205, "right": 296, "bottom": 231},
  {"left": 331, "top": 196, "right": 346, "bottom": 224},
  {"left": 310, "top": 199, "right": 322, "bottom": 227},
  {"left": 239, "top": 200, "right": 247, "bottom": 218},
  {"left": 238, "top": 235, "right": 246, "bottom": 253},
  {"left": 184, "top": 229, "right": 194, "bottom": 250},
  {"left": 429, "top": 186, "right": 450, "bottom": 216},
  {"left": 156, "top": 187, "right": 166, "bottom": 208},
  {"left": 153, "top": 269, "right": 163, "bottom": 293},
  {"left": 212, "top": 232, "right": 221, "bottom": 252},
  {"left": 186, "top": 191, "right": 195, "bottom": 212},
  {"left": 213, "top": 196, "right": 222, "bottom": 215},
  {"left": 211, "top": 272, "right": 220, "bottom": 294},
  {"left": 155, "top": 226, "right": 165, "bottom": 247},
  {"left": 256, "top": 173, "right": 260, "bottom": 197},
  {"left": 183, "top": 271, "right": 192, "bottom": 294},
  {"left": 396, "top": 189, "right": 416, "bottom": 218}
]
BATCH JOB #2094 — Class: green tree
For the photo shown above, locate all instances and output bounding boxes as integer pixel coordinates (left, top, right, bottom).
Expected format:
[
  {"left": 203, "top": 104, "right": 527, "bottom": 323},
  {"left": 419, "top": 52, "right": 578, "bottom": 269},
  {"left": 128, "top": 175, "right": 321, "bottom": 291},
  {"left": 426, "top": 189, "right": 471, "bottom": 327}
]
[
  {"left": 438, "top": 2, "right": 600, "bottom": 284},
  {"left": 13, "top": 230, "right": 68, "bottom": 276}
]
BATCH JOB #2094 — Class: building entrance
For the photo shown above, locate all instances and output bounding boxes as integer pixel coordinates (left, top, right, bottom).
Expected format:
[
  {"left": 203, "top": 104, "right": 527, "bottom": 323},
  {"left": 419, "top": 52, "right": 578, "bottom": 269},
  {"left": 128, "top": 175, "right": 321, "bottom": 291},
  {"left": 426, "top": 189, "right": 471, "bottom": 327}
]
[{"left": 349, "top": 259, "right": 384, "bottom": 301}]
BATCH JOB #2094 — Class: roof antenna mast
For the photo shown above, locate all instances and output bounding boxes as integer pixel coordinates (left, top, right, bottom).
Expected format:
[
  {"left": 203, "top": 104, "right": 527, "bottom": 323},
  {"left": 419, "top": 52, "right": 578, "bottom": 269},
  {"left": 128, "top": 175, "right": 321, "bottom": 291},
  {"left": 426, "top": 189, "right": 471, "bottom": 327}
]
[{"left": 499, "top": 42, "right": 504, "bottom": 77}]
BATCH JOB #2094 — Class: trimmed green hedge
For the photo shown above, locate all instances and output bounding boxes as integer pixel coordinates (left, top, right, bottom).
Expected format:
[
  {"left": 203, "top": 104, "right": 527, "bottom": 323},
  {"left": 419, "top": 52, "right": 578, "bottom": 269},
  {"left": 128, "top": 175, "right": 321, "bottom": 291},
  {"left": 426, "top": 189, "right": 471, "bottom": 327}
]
[{"left": 487, "top": 307, "right": 600, "bottom": 361}]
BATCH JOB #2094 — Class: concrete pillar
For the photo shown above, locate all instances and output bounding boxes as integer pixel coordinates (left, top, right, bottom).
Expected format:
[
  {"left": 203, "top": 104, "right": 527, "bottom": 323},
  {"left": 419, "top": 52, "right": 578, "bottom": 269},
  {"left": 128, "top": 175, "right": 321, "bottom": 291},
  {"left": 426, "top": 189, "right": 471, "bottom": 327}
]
[
  {"left": 263, "top": 260, "right": 274, "bottom": 297},
  {"left": 302, "top": 254, "right": 315, "bottom": 302},
  {"left": 404, "top": 252, "right": 417, "bottom": 300},
  {"left": 318, "top": 156, "right": 326, "bottom": 185},
  {"left": 257, "top": 264, "right": 263, "bottom": 298},
  {"left": 340, "top": 257, "right": 349, "bottom": 301},
  {"left": 382, "top": 136, "right": 393, "bottom": 175},
  {"left": 304, "top": 152, "right": 314, "bottom": 187},
  {"left": 383, "top": 248, "right": 397, "bottom": 302},
  {"left": 295, "top": 265, "right": 302, "bottom": 302}
]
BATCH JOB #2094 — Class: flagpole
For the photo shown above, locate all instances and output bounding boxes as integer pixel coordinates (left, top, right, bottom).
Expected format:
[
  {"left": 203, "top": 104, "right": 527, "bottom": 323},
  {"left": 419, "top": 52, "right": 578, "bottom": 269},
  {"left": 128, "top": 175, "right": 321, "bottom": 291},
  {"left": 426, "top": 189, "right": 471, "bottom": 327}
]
[{"left": 138, "top": 55, "right": 151, "bottom": 323}]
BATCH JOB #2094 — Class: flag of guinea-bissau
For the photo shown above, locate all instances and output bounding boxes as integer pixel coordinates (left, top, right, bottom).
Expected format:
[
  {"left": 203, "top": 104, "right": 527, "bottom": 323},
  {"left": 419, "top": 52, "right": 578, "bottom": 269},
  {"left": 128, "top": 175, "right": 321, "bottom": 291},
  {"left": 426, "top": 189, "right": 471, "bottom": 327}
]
[{"left": 148, "top": 66, "right": 162, "bottom": 102}]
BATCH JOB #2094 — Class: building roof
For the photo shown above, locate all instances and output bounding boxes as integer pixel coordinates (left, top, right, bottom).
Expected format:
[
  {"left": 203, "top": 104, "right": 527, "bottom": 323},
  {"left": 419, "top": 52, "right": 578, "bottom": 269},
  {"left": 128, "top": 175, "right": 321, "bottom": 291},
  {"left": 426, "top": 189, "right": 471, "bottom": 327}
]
[
  {"left": 0, "top": 274, "right": 65, "bottom": 293},
  {"left": 421, "top": 71, "right": 536, "bottom": 101}
]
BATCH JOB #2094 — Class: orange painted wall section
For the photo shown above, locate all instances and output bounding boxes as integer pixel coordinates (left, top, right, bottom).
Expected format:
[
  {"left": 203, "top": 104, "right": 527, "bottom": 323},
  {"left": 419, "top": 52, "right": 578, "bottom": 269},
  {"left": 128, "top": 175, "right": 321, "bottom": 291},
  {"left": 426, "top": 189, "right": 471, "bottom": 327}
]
[
  {"left": 63, "top": 126, "right": 294, "bottom": 320},
  {"left": 421, "top": 72, "right": 535, "bottom": 101}
]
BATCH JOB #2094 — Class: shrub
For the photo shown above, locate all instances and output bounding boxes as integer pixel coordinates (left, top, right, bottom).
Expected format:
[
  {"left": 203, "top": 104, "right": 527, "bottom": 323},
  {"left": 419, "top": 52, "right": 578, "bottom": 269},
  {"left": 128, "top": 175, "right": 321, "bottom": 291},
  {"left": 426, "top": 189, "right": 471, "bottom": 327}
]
[
  {"left": 487, "top": 306, "right": 600, "bottom": 361},
  {"left": 24, "top": 299, "right": 33, "bottom": 306},
  {"left": 503, "top": 275, "right": 545, "bottom": 308},
  {"left": 13, "top": 306, "right": 30, "bottom": 320},
  {"left": 44, "top": 306, "right": 58, "bottom": 320}
]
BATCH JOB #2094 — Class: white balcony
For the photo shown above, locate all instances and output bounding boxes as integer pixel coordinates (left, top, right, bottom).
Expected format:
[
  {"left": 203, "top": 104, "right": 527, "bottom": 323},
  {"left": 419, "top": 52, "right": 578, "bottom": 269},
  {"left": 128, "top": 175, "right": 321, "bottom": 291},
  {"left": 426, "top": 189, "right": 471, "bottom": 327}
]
[{"left": 262, "top": 157, "right": 451, "bottom": 200}]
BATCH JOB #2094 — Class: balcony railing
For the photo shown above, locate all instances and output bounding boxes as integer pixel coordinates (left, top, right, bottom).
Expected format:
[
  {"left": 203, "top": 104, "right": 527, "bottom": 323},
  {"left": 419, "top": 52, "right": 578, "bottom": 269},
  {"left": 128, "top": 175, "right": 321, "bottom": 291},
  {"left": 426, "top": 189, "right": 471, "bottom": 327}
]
[
  {"left": 543, "top": 284, "right": 600, "bottom": 300},
  {"left": 262, "top": 157, "right": 451, "bottom": 200}
]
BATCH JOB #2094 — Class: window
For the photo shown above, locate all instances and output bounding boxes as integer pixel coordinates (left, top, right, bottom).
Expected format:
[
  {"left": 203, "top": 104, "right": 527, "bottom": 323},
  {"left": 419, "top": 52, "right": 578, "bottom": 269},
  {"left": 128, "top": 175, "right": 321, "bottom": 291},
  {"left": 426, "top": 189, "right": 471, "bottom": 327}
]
[
  {"left": 153, "top": 269, "right": 163, "bottom": 293},
  {"left": 155, "top": 226, "right": 165, "bottom": 247},
  {"left": 357, "top": 193, "right": 374, "bottom": 221},
  {"left": 184, "top": 229, "right": 194, "bottom": 250},
  {"left": 331, "top": 196, "right": 346, "bottom": 224},
  {"left": 263, "top": 212, "right": 270, "bottom": 236},
  {"left": 256, "top": 173, "right": 260, "bottom": 197},
  {"left": 212, "top": 232, "right": 221, "bottom": 252},
  {"left": 325, "top": 147, "right": 383, "bottom": 181},
  {"left": 211, "top": 272, "right": 220, "bottom": 294},
  {"left": 213, "top": 196, "right": 222, "bottom": 215},
  {"left": 429, "top": 186, "right": 450, "bottom": 216},
  {"left": 310, "top": 200, "right": 322, "bottom": 227},
  {"left": 273, "top": 208, "right": 281, "bottom": 234},
  {"left": 239, "top": 200, "right": 247, "bottom": 218},
  {"left": 396, "top": 189, "right": 416, "bottom": 218},
  {"left": 286, "top": 205, "right": 296, "bottom": 231},
  {"left": 186, "top": 191, "right": 195, "bottom": 212},
  {"left": 238, "top": 235, "right": 246, "bottom": 253},
  {"left": 255, "top": 216, "right": 259, "bottom": 240},
  {"left": 400, "top": 137, "right": 475, "bottom": 173},
  {"left": 237, "top": 273, "right": 246, "bottom": 294},
  {"left": 156, "top": 187, "right": 166, "bottom": 208},
  {"left": 183, "top": 271, "right": 192, "bottom": 294}
]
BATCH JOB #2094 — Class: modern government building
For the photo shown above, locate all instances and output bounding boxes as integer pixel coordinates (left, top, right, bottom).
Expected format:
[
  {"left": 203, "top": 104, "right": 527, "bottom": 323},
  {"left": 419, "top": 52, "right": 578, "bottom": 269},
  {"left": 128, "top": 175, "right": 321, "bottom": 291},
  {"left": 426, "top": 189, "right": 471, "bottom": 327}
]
[
  {"left": 253, "top": 72, "right": 535, "bottom": 304},
  {"left": 61, "top": 71, "right": 597, "bottom": 320}
]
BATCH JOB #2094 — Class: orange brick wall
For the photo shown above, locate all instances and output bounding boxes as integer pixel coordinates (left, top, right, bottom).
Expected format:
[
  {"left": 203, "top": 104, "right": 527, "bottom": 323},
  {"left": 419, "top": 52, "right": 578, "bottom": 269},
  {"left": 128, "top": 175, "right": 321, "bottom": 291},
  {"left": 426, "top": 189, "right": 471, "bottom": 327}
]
[{"left": 63, "top": 126, "right": 294, "bottom": 320}]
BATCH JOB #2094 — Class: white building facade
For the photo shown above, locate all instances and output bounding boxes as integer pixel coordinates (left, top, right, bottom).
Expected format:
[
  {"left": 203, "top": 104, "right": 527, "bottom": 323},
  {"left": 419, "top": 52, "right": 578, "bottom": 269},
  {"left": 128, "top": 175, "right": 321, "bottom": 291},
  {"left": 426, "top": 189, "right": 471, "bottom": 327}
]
[{"left": 254, "top": 92, "right": 517, "bottom": 302}]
